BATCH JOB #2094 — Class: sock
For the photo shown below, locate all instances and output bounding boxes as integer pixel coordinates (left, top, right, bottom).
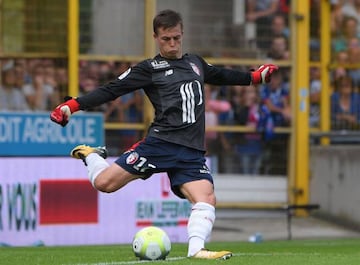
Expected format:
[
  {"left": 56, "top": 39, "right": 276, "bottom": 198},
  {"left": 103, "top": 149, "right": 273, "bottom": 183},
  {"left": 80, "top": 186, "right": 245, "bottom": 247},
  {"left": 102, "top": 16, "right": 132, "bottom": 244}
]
[
  {"left": 187, "top": 202, "right": 215, "bottom": 257},
  {"left": 85, "top": 153, "right": 109, "bottom": 187}
]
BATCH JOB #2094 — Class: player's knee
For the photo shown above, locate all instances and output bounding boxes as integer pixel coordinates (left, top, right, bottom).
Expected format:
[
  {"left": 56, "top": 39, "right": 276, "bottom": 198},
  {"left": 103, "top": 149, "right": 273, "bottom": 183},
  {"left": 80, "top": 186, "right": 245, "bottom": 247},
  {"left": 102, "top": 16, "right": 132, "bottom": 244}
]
[
  {"left": 208, "top": 193, "right": 216, "bottom": 206},
  {"left": 201, "top": 189, "right": 216, "bottom": 206},
  {"left": 193, "top": 193, "right": 216, "bottom": 206},
  {"left": 94, "top": 177, "right": 117, "bottom": 193}
]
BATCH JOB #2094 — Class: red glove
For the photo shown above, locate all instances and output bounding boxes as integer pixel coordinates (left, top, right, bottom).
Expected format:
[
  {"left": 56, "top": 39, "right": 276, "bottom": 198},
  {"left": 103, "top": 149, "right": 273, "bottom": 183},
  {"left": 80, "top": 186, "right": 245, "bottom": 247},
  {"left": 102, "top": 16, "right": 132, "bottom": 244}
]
[
  {"left": 50, "top": 98, "right": 80, "bottom": 127},
  {"left": 251, "top": 64, "right": 279, "bottom": 84}
]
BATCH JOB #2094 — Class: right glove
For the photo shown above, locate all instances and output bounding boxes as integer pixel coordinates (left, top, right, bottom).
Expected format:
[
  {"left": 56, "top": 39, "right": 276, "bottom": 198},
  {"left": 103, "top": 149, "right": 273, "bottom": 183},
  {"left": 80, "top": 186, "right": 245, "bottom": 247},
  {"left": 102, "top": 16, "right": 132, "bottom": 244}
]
[
  {"left": 251, "top": 64, "right": 279, "bottom": 84},
  {"left": 50, "top": 97, "right": 80, "bottom": 127}
]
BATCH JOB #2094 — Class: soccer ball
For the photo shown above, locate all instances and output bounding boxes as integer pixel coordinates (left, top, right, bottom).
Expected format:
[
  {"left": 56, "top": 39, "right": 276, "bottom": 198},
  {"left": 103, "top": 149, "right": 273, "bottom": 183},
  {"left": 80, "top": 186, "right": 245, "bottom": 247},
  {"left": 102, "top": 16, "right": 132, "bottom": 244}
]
[{"left": 132, "top": 226, "right": 171, "bottom": 260}]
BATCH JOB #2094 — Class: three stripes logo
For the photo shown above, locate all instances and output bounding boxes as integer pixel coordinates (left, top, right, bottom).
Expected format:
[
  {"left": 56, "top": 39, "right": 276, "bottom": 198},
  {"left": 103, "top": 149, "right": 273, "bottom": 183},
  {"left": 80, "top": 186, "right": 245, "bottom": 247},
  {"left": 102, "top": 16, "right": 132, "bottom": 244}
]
[{"left": 179, "top": 81, "right": 202, "bottom": 124}]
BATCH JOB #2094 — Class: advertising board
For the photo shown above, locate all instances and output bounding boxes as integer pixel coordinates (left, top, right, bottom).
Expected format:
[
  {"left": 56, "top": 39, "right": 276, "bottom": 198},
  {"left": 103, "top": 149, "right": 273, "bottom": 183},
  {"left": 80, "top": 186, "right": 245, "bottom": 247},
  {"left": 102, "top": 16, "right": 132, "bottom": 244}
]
[
  {"left": 0, "top": 112, "right": 104, "bottom": 156},
  {"left": 0, "top": 157, "right": 190, "bottom": 246}
]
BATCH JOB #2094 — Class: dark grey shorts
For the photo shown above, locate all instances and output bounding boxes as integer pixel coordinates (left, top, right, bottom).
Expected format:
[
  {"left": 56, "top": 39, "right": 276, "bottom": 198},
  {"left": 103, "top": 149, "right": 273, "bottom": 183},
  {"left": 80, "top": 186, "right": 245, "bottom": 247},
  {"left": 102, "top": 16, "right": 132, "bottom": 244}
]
[{"left": 115, "top": 136, "right": 213, "bottom": 198}]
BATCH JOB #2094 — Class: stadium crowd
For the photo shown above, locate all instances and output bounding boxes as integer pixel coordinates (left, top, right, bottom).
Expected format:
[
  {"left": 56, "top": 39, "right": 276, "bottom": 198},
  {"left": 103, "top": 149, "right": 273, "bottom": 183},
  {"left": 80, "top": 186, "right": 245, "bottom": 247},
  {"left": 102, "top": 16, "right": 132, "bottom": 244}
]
[{"left": 1, "top": 0, "right": 359, "bottom": 174}]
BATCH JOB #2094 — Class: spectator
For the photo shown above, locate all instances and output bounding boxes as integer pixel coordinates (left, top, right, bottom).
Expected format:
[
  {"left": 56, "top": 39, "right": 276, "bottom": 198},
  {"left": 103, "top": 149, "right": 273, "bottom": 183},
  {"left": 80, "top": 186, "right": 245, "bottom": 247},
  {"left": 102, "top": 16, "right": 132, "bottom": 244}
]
[
  {"left": 86, "top": 61, "right": 101, "bottom": 80},
  {"left": 14, "top": 59, "right": 32, "bottom": 85},
  {"left": 232, "top": 85, "right": 264, "bottom": 175},
  {"left": 347, "top": 37, "right": 360, "bottom": 87},
  {"left": 80, "top": 75, "right": 98, "bottom": 96},
  {"left": 278, "top": 0, "right": 290, "bottom": 14},
  {"left": 204, "top": 84, "right": 231, "bottom": 172},
  {"left": 309, "top": 67, "right": 321, "bottom": 127},
  {"left": 216, "top": 86, "right": 242, "bottom": 174},
  {"left": 0, "top": 62, "right": 30, "bottom": 111},
  {"left": 331, "top": 75, "right": 360, "bottom": 130},
  {"left": 260, "top": 70, "right": 291, "bottom": 126},
  {"left": 44, "top": 64, "right": 58, "bottom": 88},
  {"left": 309, "top": 0, "right": 322, "bottom": 60},
  {"left": 26, "top": 59, "right": 42, "bottom": 83},
  {"left": 332, "top": 16, "right": 359, "bottom": 53},
  {"left": 260, "top": 70, "right": 290, "bottom": 175},
  {"left": 270, "top": 13, "right": 290, "bottom": 39},
  {"left": 116, "top": 91, "right": 144, "bottom": 136},
  {"left": 79, "top": 76, "right": 107, "bottom": 113},
  {"left": 22, "top": 64, "right": 60, "bottom": 111},
  {"left": 246, "top": 0, "right": 280, "bottom": 51},
  {"left": 331, "top": 0, "right": 345, "bottom": 37},
  {"left": 13, "top": 61, "right": 27, "bottom": 90},
  {"left": 267, "top": 35, "right": 290, "bottom": 60},
  {"left": 55, "top": 65, "right": 68, "bottom": 100},
  {"left": 98, "top": 61, "right": 116, "bottom": 84},
  {"left": 341, "top": 0, "right": 360, "bottom": 37},
  {"left": 333, "top": 50, "right": 350, "bottom": 80}
]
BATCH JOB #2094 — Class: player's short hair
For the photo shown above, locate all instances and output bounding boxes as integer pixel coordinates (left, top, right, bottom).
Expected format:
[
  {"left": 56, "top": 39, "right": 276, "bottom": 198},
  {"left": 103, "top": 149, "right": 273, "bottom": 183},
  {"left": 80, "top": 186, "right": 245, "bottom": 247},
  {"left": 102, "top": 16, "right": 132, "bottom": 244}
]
[{"left": 153, "top": 9, "right": 183, "bottom": 35}]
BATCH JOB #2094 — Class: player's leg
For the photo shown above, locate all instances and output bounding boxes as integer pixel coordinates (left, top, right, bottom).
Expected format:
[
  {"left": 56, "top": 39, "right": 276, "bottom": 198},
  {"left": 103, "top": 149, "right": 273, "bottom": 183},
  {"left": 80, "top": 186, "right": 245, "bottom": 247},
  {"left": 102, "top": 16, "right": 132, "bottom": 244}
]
[
  {"left": 168, "top": 147, "right": 232, "bottom": 260},
  {"left": 71, "top": 138, "right": 172, "bottom": 192},
  {"left": 180, "top": 179, "right": 216, "bottom": 255},
  {"left": 70, "top": 144, "right": 141, "bottom": 192},
  {"left": 179, "top": 180, "right": 232, "bottom": 260},
  {"left": 93, "top": 162, "right": 140, "bottom": 192}
]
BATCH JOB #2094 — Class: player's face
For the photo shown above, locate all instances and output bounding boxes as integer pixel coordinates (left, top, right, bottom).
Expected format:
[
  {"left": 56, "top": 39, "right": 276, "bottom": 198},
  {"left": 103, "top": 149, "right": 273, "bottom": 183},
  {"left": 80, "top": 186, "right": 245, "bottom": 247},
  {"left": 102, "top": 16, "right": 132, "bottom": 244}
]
[{"left": 154, "top": 24, "right": 183, "bottom": 59}]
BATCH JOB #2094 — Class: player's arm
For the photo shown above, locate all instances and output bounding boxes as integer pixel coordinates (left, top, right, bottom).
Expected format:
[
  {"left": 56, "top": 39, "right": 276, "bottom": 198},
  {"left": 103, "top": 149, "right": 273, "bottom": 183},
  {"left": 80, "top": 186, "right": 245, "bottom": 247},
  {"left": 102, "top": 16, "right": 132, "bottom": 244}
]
[
  {"left": 50, "top": 62, "right": 152, "bottom": 127},
  {"left": 199, "top": 56, "right": 278, "bottom": 85}
]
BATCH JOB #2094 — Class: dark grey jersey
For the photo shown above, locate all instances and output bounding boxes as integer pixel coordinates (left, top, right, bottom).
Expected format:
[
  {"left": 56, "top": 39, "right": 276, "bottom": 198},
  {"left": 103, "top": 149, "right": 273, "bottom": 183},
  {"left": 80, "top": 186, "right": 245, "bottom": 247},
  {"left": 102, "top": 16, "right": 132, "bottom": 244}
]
[{"left": 77, "top": 54, "right": 252, "bottom": 151}]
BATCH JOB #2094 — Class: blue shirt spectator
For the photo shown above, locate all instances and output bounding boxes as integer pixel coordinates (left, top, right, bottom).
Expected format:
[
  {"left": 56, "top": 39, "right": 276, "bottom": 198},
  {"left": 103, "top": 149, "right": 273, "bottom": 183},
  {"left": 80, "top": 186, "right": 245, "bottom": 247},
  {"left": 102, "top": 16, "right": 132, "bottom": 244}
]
[
  {"left": 260, "top": 71, "right": 290, "bottom": 127},
  {"left": 331, "top": 75, "right": 360, "bottom": 130}
]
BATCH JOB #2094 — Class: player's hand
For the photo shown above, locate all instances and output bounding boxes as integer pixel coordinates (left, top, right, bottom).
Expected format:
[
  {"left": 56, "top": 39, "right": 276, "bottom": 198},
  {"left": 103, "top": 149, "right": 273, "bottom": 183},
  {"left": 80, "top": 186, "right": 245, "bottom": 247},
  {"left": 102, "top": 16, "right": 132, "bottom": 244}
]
[
  {"left": 251, "top": 64, "right": 279, "bottom": 84},
  {"left": 50, "top": 97, "right": 80, "bottom": 127}
]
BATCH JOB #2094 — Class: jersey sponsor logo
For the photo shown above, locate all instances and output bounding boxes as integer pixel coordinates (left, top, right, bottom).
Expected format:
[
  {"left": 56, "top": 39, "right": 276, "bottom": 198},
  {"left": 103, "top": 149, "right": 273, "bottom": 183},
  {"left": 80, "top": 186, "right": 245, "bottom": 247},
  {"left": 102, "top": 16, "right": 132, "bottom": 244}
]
[
  {"left": 189, "top": 62, "right": 200, "bottom": 76},
  {"left": 165, "top": 69, "right": 173, "bottom": 76},
  {"left": 151, "top": 60, "right": 170, "bottom": 69},
  {"left": 179, "top": 80, "right": 203, "bottom": 124},
  {"left": 126, "top": 151, "right": 139, "bottom": 164},
  {"left": 118, "top": 68, "right": 131, "bottom": 80}
]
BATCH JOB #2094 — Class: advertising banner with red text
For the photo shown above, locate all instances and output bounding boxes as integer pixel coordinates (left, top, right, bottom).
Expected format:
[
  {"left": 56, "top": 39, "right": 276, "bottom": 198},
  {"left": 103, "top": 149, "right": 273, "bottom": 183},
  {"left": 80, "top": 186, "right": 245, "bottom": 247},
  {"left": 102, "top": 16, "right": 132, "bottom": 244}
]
[{"left": 0, "top": 157, "right": 190, "bottom": 246}]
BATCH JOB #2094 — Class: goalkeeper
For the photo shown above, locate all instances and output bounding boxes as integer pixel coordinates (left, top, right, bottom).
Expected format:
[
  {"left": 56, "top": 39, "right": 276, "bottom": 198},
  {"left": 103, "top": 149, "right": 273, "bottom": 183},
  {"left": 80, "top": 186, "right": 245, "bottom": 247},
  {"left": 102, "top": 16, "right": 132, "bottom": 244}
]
[{"left": 50, "top": 9, "right": 278, "bottom": 260}]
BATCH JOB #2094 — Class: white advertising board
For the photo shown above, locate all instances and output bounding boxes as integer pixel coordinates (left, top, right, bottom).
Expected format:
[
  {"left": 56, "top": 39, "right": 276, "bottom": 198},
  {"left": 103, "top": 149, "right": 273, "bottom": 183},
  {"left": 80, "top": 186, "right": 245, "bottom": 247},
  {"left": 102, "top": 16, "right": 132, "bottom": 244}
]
[{"left": 0, "top": 157, "right": 190, "bottom": 246}]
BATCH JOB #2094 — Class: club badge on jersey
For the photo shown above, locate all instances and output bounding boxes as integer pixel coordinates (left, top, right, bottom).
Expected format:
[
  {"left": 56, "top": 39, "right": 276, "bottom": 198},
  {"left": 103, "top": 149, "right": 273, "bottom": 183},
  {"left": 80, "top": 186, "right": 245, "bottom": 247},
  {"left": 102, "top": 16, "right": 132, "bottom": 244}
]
[
  {"left": 126, "top": 151, "right": 139, "bottom": 165},
  {"left": 189, "top": 62, "right": 200, "bottom": 76}
]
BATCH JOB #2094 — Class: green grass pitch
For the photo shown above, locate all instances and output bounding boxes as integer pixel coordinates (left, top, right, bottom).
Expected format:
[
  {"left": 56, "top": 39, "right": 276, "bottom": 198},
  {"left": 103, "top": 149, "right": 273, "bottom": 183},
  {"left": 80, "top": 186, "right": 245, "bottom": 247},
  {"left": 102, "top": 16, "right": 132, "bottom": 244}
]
[{"left": 1, "top": 238, "right": 359, "bottom": 265}]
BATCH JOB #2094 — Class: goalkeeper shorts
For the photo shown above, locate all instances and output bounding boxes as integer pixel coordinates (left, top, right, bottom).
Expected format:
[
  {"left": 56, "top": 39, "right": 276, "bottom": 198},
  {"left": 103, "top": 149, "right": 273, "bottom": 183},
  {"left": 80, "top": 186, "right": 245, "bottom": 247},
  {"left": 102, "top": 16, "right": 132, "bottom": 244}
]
[{"left": 115, "top": 136, "right": 213, "bottom": 198}]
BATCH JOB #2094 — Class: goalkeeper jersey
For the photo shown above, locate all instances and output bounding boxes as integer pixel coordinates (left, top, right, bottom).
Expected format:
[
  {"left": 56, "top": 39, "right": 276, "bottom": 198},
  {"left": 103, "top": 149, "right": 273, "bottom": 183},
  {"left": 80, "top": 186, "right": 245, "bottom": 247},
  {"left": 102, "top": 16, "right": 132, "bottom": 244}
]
[{"left": 77, "top": 54, "right": 252, "bottom": 151}]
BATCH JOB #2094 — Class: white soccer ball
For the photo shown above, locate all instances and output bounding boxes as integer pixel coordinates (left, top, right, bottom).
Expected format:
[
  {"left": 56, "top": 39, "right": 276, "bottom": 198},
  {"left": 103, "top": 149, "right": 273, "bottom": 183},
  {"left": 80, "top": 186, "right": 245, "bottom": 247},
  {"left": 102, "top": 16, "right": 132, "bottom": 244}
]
[{"left": 132, "top": 226, "right": 171, "bottom": 260}]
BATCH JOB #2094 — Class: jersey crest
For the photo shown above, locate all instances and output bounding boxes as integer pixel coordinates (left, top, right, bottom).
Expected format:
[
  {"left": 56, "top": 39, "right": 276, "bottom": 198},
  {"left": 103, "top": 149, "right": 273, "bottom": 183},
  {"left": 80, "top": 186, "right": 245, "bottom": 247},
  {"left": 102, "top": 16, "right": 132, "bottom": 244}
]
[
  {"left": 189, "top": 62, "right": 200, "bottom": 76},
  {"left": 126, "top": 151, "right": 139, "bottom": 164}
]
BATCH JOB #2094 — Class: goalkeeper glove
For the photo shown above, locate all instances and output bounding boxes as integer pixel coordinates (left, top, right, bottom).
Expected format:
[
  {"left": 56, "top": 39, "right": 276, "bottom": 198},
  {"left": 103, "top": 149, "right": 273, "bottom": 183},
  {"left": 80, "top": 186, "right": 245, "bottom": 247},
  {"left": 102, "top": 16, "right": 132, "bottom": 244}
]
[
  {"left": 50, "top": 97, "right": 80, "bottom": 127},
  {"left": 251, "top": 64, "right": 279, "bottom": 84}
]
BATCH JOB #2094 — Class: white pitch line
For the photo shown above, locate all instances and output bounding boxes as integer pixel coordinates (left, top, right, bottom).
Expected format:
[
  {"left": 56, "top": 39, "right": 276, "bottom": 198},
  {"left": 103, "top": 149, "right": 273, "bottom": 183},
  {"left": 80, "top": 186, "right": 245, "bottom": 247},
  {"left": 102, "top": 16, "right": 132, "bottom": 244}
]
[
  {"left": 234, "top": 252, "right": 321, "bottom": 257},
  {"left": 65, "top": 252, "right": 323, "bottom": 265},
  {"left": 65, "top": 256, "right": 186, "bottom": 265}
]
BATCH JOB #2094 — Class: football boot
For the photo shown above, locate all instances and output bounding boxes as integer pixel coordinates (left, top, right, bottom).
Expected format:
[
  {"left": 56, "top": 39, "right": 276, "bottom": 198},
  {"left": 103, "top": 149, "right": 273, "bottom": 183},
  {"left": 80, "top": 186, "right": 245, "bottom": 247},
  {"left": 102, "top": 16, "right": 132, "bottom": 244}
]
[
  {"left": 70, "top": 145, "right": 108, "bottom": 165},
  {"left": 191, "top": 249, "right": 232, "bottom": 260}
]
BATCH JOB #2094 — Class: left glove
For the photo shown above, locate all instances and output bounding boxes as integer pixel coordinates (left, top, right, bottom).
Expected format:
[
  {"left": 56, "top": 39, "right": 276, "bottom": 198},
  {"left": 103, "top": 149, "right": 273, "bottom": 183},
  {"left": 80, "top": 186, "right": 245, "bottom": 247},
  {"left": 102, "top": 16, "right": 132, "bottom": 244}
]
[
  {"left": 251, "top": 64, "right": 279, "bottom": 84},
  {"left": 50, "top": 97, "right": 80, "bottom": 127}
]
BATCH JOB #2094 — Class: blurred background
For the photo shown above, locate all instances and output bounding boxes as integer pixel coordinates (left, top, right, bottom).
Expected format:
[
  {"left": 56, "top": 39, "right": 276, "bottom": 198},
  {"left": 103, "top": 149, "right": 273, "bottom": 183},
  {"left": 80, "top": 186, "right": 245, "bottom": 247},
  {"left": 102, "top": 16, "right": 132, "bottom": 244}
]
[{"left": 0, "top": 0, "right": 360, "bottom": 245}]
